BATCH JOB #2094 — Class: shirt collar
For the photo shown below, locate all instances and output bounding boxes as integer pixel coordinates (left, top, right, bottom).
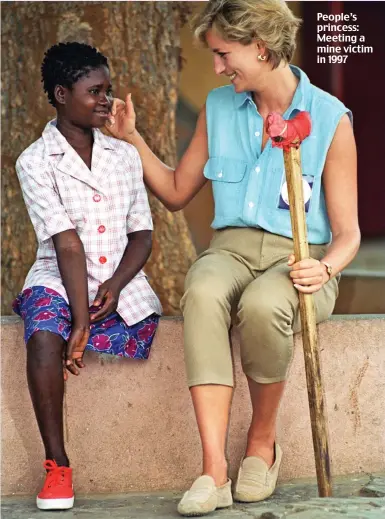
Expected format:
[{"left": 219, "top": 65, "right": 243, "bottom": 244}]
[
  {"left": 42, "top": 119, "right": 116, "bottom": 155},
  {"left": 286, "top": 65, "right": 308, "bottom": 115},
  {"left": 234, "top": 90, "right": 253, "bottom": 110},
  {"left": 93, "top": 127, "right": 116, "bottom": 151},
  {"left": 233, "top": 65, "right": 309, "bottom": 114}
]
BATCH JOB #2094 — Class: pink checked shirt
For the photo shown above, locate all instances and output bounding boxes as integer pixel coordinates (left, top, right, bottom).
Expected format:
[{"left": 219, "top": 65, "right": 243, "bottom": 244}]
[{"left": 16, "top": 120, "right": 162, "bottom": 325}]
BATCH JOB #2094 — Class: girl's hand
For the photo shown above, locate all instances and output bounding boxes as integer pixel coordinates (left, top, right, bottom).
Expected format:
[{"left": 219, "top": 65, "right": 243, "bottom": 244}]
[
  {"left": 65, "top": 323, "right": 89, "bottom": 379},
  {"left": 105, "top": 93, "right": 136, "bottom": 141},
  {"left": 288, "top": 254, "right": 329, "bottom": 294},
  {"left": 89, "top": 279, "right": 121, "bottom": 323}
]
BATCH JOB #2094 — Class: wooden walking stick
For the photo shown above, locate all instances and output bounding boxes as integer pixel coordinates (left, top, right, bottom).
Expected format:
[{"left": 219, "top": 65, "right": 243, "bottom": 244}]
[{"left": 266, "top": 112, "right": 332, "bottom": 497}]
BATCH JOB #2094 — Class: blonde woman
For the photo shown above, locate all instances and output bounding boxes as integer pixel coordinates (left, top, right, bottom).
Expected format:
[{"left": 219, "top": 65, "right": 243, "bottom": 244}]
[{"left": 107, "top": 0, "right": 360, "bottom": 515}]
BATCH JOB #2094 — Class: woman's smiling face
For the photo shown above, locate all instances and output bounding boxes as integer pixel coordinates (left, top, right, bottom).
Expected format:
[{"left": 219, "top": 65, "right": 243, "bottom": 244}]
[
  {"left": 206, "top": 29, "right": 266, "bottom": 93},
  {"left": 55, "top": 66, "right": 113, "bottom": 128}
]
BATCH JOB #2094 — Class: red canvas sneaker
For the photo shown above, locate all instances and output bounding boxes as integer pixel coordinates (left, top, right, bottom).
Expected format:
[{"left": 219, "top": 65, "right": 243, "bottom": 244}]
[{"left": 36, "top": 460, "right": 74, "bottom": 510}]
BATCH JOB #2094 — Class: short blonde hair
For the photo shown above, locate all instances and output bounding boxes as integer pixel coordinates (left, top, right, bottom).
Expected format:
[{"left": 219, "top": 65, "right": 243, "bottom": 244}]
[{"left": 192, "top": 0, "right": 302, "bottom": 68}]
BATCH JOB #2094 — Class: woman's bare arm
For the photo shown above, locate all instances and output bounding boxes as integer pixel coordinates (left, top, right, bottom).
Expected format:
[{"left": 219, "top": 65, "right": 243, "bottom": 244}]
[
  {"left": 321, "top": 113, "right": 361, "bottom": 276},
  {"left": 107, "top": 95, "right": 208, "bottom": 211},
  {"left": 289, "top": 114, "right": 361, "bottom": 293}
]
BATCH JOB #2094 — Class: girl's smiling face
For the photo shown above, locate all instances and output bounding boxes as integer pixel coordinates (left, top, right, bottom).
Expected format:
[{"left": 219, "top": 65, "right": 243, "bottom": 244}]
[{"left": 55, "top": 66, "right": 113, "bottom": 128}]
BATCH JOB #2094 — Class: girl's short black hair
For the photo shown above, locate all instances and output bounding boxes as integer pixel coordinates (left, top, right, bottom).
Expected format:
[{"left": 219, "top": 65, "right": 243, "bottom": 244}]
[{"left": 41, "top": 42, "right": 109, "bottom": 106}]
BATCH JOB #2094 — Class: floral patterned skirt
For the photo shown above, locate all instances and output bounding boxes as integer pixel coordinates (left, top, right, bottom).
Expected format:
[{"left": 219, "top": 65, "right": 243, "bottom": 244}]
[{"left": 12, "top": 286, "right": 159, "bottom": 359}]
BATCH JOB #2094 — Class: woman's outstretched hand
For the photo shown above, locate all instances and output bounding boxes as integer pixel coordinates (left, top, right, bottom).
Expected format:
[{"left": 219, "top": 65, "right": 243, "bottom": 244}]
[
  {"left": 288, "top": 254, "right": 329, "bottom": 293},
  {"left": 105, "top": 93, "right": 136, "bottom": 141}
]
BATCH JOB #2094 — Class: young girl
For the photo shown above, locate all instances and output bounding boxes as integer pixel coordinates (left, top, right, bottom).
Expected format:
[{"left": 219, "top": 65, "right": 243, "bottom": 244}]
[{"left": 13, "top": 42, "right": 162, "bottom": 511}]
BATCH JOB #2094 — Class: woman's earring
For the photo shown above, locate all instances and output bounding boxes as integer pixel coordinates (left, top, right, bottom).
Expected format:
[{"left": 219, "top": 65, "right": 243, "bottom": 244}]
[{"left": 257, "top": 54, "right": 266, "bottom": 61}]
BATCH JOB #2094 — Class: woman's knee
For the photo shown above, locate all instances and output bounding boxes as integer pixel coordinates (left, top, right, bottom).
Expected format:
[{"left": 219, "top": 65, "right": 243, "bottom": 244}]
[
  {"left": 241, "top": 346, "right": 293, "bottom": 384},
  {"left": 181, "top": 275, "right": 232, "bottom": 317},
  {"left": 237, "top": 287, "right": 294, "bottom": 329},
  {"left": 237, "top": 290, "right": 294, "bottom": 382},
  {"left": 240, "top": 332, "right": 294, "bottom": 383}
]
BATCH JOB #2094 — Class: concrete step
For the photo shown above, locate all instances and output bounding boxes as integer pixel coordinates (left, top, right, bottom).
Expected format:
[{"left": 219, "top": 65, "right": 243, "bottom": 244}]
[
  {"left": 333, "top": 237, "right": 385, "bottom": 314},
  {"left": 334, "top": 274, "right": 385, "bottom": 314},
  {"left": 1, "top": 473, "right": 384, "bottom": 518},
  {"left": 1, "top": 316, "right": 385, "bottom": 496}
]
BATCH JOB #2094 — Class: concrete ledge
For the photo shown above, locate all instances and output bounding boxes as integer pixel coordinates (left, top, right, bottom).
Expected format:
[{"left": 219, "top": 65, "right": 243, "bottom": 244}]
[{"left": 1, "top": 316, "right": 385, "bottom": 496}]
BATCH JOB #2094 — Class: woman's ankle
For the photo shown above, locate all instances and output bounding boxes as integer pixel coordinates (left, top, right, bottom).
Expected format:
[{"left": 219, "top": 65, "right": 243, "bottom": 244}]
[
  {"left": 202, "top": 459, "right": 228, "bottom": 486},
  {"left": 245, "top": 437, "right": 275, "bottom": 467}
]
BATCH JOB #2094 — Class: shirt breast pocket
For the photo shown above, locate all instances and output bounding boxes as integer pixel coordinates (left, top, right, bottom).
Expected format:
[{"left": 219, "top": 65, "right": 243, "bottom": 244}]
[{"left": 204, "top": 157, "right": 247, "bottom": 217}]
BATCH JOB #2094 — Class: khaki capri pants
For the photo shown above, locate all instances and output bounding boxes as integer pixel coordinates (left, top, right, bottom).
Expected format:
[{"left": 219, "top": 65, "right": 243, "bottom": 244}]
[{"left": 180, "top": 228, "right": 339, "bottom": 387}]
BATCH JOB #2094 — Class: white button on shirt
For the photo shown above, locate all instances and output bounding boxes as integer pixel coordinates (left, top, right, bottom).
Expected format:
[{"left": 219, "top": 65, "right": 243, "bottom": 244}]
[
  {"left": 15, "top": 120, "right": 162, "bottom": 325},
  {"left": 217, "top": 171, "right": 223, "bottom": 178},
  {"left": 255, "top": 166, "right": 260, "bottom": 173},
  {"left": 248, "top": 202, "right": 254, "bottom": 208},
  {"left": 255, "top": 131, "right": 260, "bottom": 137}
]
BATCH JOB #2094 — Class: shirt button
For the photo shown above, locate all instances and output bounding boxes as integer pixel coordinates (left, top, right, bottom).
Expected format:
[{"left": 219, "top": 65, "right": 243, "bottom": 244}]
[
  {"left": 99, "top": 256, "right": 107, "bottom": 264},
  {"left": 98, "top": 225, "right": 106, "bottom": 234},
  {"left": 217, "top": 171, "right": 223, "bottom": 178},
  {"left": 255, "top": 166, "right": 260, "bottom": 173},
  {"left": 248, "top": 202, "right": 254, "bottom": 208},
  {"left": 255, "top": 131, "right": 260, "bottom": 137},
  {"left": 93, "top": 194, "right": 101, "bottom": 202}
]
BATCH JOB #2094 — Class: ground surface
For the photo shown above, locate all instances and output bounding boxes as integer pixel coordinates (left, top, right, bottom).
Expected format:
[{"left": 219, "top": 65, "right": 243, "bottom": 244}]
[{"left": 2, "top": 473, "right": 384, "bottom": 519}]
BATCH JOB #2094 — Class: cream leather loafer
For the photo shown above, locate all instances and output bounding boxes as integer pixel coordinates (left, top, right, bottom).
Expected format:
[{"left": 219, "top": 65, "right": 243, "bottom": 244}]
[
  {"left": 234, "top": 444, "right": 282, "bottom": 502},
  {"left": 177, "top": 475, "right": 232, "bottom": 516}
]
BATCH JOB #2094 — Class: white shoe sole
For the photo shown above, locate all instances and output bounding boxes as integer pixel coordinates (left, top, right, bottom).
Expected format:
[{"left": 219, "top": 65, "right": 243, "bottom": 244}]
[
  {"left": 36, "top": 496, "right": 74, "bottom": 510},
  {"left": 177, "top": 491, "right": 232, "bottom": 516},
  {"left": 178, "top": 502, "right": 232, "bottom": 517},
  {"left": 234, "top": 487, "right": 275, "bottom": 503}
]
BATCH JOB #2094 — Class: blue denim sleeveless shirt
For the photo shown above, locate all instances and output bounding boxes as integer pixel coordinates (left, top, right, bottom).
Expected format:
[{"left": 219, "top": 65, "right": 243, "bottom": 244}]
[{"left": 204, "top": 66, "right": 352, "bottom": 244}]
